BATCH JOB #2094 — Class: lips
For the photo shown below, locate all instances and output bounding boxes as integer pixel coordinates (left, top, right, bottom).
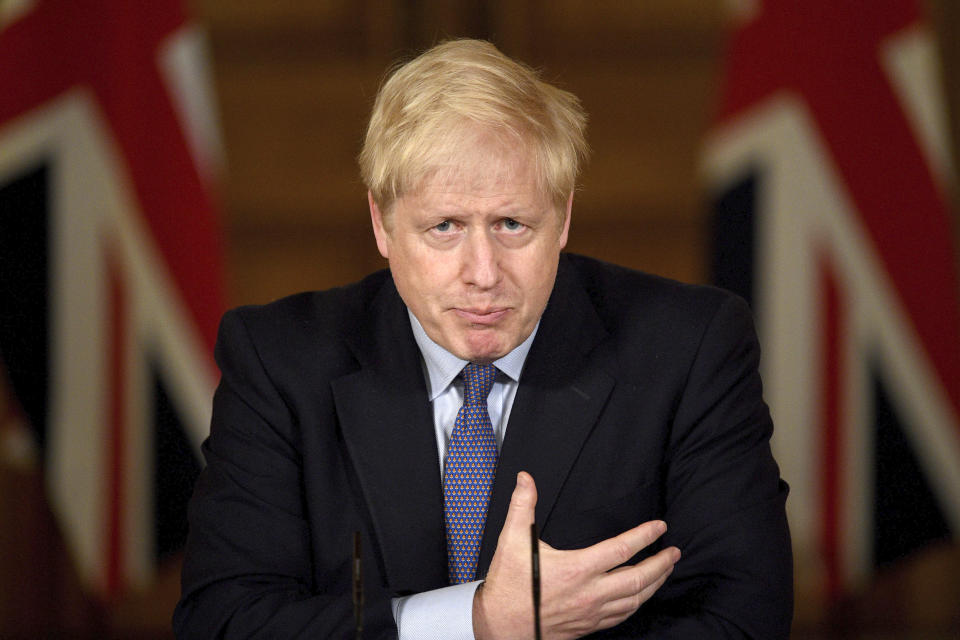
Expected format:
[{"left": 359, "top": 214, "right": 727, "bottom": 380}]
[{"left": 453, "top": 307, "right": 510, "bottom": 325}]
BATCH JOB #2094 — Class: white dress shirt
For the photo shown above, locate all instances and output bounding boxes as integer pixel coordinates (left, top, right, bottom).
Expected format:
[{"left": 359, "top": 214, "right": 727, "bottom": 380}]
[{"left": 391, "top": 311, "right": 537, "bottom": 639}]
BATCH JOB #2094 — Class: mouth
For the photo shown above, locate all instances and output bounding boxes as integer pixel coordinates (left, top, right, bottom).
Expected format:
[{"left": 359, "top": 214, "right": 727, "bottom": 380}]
[{"left": 453, "top": 307, "right": 510, "bottom": 325}]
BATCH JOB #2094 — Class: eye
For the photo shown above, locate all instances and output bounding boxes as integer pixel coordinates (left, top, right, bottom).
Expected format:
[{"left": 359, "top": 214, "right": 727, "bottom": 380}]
[
  {"left": 502, "top": 218, "right": 525, "bottom": 232},
  {"left": 434, "top": 220, "right": 453, "bottom": 233}
]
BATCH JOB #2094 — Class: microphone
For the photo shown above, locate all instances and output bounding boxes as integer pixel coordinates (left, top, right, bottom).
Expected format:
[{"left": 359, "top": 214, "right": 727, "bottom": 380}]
[
  {"left": 531, "top": 522, "right": 541, "bottom": 640},
  {"left": 353, "top": 531, "right": 364, "bottom": 639}
]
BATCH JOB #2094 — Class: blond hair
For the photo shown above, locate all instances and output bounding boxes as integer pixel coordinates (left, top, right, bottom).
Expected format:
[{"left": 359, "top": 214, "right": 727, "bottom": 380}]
[{"left": 359, "top": 39, "right": 589, "bottom": 213}]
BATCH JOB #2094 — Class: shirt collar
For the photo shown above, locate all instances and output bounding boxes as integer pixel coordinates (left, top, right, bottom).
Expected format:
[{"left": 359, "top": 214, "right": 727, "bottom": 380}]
[{"left": 408, "top": 310, "right": 538, "bottom": 401}]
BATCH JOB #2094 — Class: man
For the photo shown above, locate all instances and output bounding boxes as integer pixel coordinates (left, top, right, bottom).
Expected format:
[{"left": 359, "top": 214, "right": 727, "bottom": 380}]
[{"left": 174, "top": 39, "right": 792, "bottom": 639}]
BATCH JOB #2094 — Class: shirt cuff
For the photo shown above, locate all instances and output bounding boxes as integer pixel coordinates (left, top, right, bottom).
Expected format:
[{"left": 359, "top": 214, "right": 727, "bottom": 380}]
[{"left": 391, "top": 580, "right": 481, "bottom": 640}]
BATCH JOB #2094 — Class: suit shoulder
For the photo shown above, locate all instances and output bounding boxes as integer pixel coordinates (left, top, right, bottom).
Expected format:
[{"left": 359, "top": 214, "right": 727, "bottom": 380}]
[
  {"left": 561, "top": 254, "right": 757, "bottom": 379},
  {"left": 562, "top": 253, "right": 746, "bottom": 324},
  {"left": 217, "top": 269, "right": 391, "bottom": 368},
  {"left": 226, "top": 270, "right": 389, "bottom": 333}
]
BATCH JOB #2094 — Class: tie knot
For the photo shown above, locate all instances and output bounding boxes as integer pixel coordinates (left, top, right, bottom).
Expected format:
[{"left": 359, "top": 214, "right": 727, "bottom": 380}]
[{"left": 462, "top": 363, "right": 496, "bottom": 406}]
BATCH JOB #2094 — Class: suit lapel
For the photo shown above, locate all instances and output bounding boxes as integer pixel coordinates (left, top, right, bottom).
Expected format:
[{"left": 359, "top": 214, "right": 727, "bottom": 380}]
[
  {"left": 332, "top": 279, "right": 448, "bottom": 594},
  {"left": 478, "top": 257, "right": 615, "bottom": 575}
]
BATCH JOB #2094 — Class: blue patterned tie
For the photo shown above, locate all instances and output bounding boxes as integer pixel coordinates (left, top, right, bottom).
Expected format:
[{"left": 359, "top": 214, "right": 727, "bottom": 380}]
[{"left": 443, "top": 363, "right": 498, "bottom": 583}]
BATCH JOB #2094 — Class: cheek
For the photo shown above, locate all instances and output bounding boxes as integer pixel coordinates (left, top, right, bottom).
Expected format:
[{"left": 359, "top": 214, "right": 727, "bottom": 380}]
[
  {"left": 516, "top": 253, "right": 559, "bottom": 307},
  {"left": 395, "top": 247, "right": 455, "bottom": 299}
]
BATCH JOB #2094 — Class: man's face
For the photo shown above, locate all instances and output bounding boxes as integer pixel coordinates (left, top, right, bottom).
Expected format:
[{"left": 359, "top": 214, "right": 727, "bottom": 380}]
[{"left": 370, "top": 144, "right": 570, "bottom": 364}]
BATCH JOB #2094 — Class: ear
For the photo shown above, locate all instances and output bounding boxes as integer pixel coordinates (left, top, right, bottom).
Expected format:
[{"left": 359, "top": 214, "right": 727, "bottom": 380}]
[
  {"left": 368, "top": 191, "right": 390, "bottom": 259},
  {"left": 558, "top": 191, "right": 573, "bottom": 250}
]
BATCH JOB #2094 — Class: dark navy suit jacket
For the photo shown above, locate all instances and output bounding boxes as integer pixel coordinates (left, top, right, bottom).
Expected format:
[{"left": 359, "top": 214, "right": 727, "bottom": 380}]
[{"left": 174, "top": 254, "right": 793, "bottom": 638}]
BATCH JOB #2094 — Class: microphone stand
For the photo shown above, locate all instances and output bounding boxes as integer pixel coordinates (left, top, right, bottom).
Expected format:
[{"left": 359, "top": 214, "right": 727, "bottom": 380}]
[
  {"left": 353, "top": 531, "right": 363, "bottom": 639},
  {"left": 531, "top": 522, "right": 541, "bottom": 640}
]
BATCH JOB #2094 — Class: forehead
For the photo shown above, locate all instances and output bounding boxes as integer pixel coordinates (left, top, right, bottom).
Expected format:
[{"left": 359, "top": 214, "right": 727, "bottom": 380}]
[
  {"left": 425, "top": 156, "right": 533, "bottom": 195},
  {"left": 403, "top": 171, "right": 550, "bottom": 227},
  {"left": 414, "top": 133, "right": 542, "bottom": 200}
]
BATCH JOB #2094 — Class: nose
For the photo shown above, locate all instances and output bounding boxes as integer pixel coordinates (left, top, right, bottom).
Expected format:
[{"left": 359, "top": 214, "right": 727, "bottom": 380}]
[{"left": 462, "top": 230, "right": 501, "bottom": 290}]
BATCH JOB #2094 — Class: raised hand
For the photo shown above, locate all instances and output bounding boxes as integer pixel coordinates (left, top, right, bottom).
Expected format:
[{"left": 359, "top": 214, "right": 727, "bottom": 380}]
[{"left": 473, "top": 472, "right": 681, "bottom": 640}]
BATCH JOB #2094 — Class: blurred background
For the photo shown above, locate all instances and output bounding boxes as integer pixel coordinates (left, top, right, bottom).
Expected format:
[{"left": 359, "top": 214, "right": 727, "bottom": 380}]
[{"left": 1, "top": 0, "right": 959, "bottom": 637}]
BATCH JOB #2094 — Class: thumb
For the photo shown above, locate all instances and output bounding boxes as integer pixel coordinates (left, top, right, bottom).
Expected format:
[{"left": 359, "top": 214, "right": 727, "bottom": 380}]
[{"left": 501, "top": 471, "right": 538, "bottom": 535}]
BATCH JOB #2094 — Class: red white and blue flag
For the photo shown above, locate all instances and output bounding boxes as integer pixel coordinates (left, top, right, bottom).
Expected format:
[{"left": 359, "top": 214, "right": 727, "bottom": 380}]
[
  {"left": 704, "top": 0, "right": 960, "bottom": 601},
  {"left": 0, "top": 1, "right": 224, "bottom": 599}
]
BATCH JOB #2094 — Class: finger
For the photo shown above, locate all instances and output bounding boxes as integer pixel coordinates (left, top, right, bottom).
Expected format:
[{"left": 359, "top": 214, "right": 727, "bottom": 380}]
[
  {"left": 588, "top": 567, "right": 675, "bottom": 637},
  {"left": 609, "top": 549, "right": 679, "bottom": 602},
  {"left": 581, "top": 519, "right": 669, "bottom": 572},
  {"left": 599, "top": 546, "right": 680, "bottom": 603},
  {"left": 594, "top": 569, "right": 670, "bottom": 628},
  {"left": 500, "top": 471, "right": 538, "bottom": 537}
]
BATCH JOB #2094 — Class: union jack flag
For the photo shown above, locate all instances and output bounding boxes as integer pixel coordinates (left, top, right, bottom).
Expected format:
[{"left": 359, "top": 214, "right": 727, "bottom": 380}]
[
  {"left": 0, "top": 1, "right": 224, "bottom": 599},
  {"left": 704, "top": 0, "right": 960, "bottom": 602}
]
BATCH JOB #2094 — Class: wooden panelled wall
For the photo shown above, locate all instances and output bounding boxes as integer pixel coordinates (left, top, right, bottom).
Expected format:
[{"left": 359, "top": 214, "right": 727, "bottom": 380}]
[{"left": 1, "top": 1, "right": 959, "bottom": 637}]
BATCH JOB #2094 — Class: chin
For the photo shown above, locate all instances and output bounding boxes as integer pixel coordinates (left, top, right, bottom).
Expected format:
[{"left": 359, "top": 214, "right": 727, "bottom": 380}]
[
  {"left": 455, "top": 345, "right": 502, "bottom": 364},
  {"left": 457, "top": 335, "right": 511, "bottom": 363}
]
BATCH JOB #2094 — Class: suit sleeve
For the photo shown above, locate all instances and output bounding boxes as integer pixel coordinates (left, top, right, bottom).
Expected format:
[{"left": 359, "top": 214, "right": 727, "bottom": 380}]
[
  {"left": 172, "top": 309, "right": 397, "bottom": 639},
  {"left": 619, "top": 294, "right": 793, "bottom": 639}
]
